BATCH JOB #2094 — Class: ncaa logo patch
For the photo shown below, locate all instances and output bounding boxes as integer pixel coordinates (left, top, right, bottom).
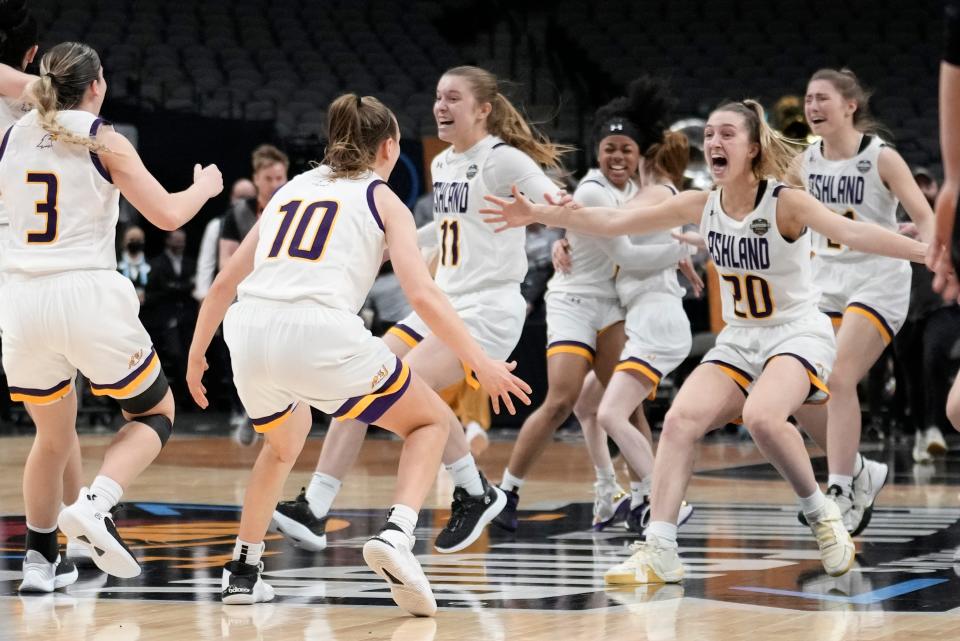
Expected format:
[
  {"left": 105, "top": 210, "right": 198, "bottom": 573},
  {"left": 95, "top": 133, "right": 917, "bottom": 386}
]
[
  {"left": 857, "top": 159, "right": 872, "bottom": 173},
  {"left": 466, "top": 164, "right": 478, "bottom": 179},
  {"left": 750, "top": 218, "right": 770, "bottom": 236}
]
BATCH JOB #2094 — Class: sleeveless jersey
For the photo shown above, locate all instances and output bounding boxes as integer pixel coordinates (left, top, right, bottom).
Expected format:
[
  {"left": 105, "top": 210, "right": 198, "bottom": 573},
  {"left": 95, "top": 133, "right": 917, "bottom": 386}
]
[
  {"left": 615, "top": 183, "right": 685, "bottom": 303},
  {"left": 0, "top": 109, "right": 119, "bottom": 277},
  {"left": 801, "top": 135, "right": 898, "bottom": 263},
  {"left": 237, "top": 165, "right": 387, "bottom": 313},
  {"left": 431, "top": 135, "right": 527, "bottom": 296},
  {"left": 701, "top": 179, "right": 818, "bottom": 327},
  {"left": 0, "top": 95, "right": 31, "bottom": 228},
  {"left": 547, "top": 168, "right": 637, "bottom": 298}
]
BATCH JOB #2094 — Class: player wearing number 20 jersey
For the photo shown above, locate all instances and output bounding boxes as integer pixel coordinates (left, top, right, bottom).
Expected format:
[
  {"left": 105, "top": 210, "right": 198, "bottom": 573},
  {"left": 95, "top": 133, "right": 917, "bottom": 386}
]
[{"left": 700, "top": 178, "right": 835, "bottom": 401}]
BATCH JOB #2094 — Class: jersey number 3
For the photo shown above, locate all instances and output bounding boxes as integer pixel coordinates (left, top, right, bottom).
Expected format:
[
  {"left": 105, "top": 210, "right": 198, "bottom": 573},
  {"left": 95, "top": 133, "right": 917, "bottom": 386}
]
[
  {"left": 26, "top": 172, "right": 59, "bottom": 244},
  {"left": 267, "top": 200, "right": 340, "bottom": 261}
]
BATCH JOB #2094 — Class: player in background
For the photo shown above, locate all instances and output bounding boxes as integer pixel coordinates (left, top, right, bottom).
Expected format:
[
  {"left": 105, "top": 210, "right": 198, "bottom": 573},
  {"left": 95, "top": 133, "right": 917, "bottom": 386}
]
[
  {"left": 482, "top": 99, "right": 926, "bottom": 584},
  {"left": 186, "top": 94, "right": 530, "bottom": 613},
  {"left": 0, "top": 42, "right": 221, "bottom": 590}
]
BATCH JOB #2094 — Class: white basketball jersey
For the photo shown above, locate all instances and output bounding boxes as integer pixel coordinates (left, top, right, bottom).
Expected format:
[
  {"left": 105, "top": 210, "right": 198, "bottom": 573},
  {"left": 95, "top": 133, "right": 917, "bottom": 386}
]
[
  {"left": 0, "top": 109, "right": 120, "bottom": 277},
  {"left": 616, "top": 184, "right": 685, "bottom": 303},
  {"left": 547, "top": 169, "right": 637, "bottom": 298},
  {"left": 0, "top": 95, "right": 31, "bottom": 228},
  {"left": 431, "top": 135, "right": 527, "bottom": 296},
  {"left": 701, "top": 179, "right": 818, "bottom": 327},
  {"left": 238, "top": 166, "right": 386, "bottom": 313},
  {"left": 801, "top": 135, "right": 898, "bottom": 263}
]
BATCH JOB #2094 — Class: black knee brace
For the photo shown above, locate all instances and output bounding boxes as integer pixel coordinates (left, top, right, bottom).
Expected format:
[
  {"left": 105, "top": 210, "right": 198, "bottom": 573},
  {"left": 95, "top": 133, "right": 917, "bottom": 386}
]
[
  {"left": 132, "top": 413, "right": 173, "bottom": 447},
  {"left": 117, "top": 368, "right": 169, "bottom": 415}
]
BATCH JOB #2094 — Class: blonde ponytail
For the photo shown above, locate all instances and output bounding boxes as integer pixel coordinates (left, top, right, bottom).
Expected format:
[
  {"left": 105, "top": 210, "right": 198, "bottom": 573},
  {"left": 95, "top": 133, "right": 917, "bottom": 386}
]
[
  {"left": 443, "top": 66, "right": 572, "bottom": 172},
  {"left": 322, "top": 93, "right": 398, "bottom": 179},
  {"left": 714, "top": 99, "right": 802, "bottom": 183},
  {"left": 29, "top": 42, "right": 110, "bottom": 154}
]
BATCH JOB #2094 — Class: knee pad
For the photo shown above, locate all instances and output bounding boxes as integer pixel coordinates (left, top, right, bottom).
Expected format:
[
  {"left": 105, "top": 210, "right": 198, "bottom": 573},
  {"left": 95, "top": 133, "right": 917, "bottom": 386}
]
[
  {"left": 132, "top": 413, "right": 173, "bottom": 447},
  {"left": 117, "top": 368, "right": 169, "bottom": 415}
]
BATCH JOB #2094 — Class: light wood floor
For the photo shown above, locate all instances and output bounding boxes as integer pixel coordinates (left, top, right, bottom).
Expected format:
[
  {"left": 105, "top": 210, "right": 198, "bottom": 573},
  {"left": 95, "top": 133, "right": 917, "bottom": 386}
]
[{"left": 1, "top": 433, "right": 958, "bottom": 641}]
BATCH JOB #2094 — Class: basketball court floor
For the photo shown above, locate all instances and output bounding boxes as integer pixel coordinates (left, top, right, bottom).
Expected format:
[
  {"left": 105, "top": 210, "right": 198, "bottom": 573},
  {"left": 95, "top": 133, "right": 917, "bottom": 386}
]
[{"left": 1, "top": 428, "right": 958, "bottom": 640}]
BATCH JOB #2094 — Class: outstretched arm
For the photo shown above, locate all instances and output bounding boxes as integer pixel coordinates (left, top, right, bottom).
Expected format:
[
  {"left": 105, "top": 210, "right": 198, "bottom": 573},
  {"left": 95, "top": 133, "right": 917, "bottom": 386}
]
[
  {"left": 878, "top": 147, "right": 934, "bottom": 243},
  {"left": 482, "top": 186, "right": 706, "bottom": 237}
]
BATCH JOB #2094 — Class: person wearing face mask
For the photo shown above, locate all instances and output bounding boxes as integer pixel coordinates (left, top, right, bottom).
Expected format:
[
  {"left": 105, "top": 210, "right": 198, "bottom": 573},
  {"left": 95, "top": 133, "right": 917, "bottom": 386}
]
[
  {"left": 142, "top": 230, "right": 196, "bottom": 406},
  {"left": 117, "top": 226, "right": 149, "bottom": 304},
  {"left": 790, "top": 68, "right": 936, "bottom": 537},
  {"left": 483, "top": 99, "right": 927, "bottom": 584}
]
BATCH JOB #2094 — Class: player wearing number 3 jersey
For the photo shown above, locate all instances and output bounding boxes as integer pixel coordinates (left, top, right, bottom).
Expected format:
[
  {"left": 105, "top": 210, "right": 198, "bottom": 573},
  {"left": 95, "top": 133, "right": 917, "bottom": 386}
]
[{"left": 482, "top": 99, "right": 927, "bottom": 584}]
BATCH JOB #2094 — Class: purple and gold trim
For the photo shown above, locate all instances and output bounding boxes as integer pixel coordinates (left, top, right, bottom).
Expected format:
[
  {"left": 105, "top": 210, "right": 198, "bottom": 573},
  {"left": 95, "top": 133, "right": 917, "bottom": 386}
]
[
  {"left": 334, "top": 358, "right": 412, "bottom": 423},
  {"left": 823, "top": 310, "right": 843, "bottom": 330},
  {"left": 387, "top": 323, "right": 424, "bottom": 349},
  {"left": 615, "top": 357, "right": 662, "bottom": 401},
  {"left": 251, "top": 403, "right": 296, "bottom": 433},
  {"left": 10, "top": 378, "right": 73, "bottom": 404},
  {"left": 366, "top": 179, "right": 387, "bottom": 231},
  {"left": 90, "top": 348, "right": 160, "bottom": 398},
  {"left": 462, "top": 363, "right": 480, "bottom": 390},
  {"left": 703, "top": 359, "right": 752, "bottom": 396},
  {"left": 0, "top": 126, "right": 12, "bottom": 164},
  {"left": 546, "top": 340, "right": 595, "bottom": 363},
  {"left": 846, "top": 302, "right": 894, "bottom": 345},
  {"left": 89, "top": 118, "right": 112, "bottom": 183},
  {"left": 766, "top": 352, "right": 830, "bottom": 405}
]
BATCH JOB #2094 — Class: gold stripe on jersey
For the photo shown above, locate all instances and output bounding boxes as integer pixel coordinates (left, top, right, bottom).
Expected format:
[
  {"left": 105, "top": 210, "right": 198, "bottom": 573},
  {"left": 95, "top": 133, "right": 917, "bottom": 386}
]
[
  {"left": 387, "top": 323, "right": 424, "bottom": 349},
  {"left": 251, "top": 403, "right": 296, "bottom": 433},
  {"left": 9, "top": 378, "right": 73, "bottom": 404},
  {"left": 90, "top": 350, "right": 160, "bottom": 398},
  {"left": 846, "top": 303, "right": 893, "bottom": 345},
  {"left": 704, "top": 359, "right": 752, "bottom": 394},
  {"left": 337, "top": 361, "right": 411, "bottom": 421},
  {"left": 614, "top": 357, "right": 662, "bottom": 400},
  {"left": 546, "top": 340, "right": 595, "bottom": 363}
]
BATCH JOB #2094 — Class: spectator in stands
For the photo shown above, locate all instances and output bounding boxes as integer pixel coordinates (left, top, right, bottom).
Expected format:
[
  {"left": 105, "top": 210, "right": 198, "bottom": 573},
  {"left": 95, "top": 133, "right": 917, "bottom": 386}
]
[
  {"left": 143, "top": 231, "right": 197, "bottom": 406},
  {"left": 219, "top": 145, "right": 289, "bottom": 267},
  {"left": 117, "top": 226, "right": 149, "bottom": 304},
  {"left": 194, "top": 178, "right": 256, "bottom": 302}
]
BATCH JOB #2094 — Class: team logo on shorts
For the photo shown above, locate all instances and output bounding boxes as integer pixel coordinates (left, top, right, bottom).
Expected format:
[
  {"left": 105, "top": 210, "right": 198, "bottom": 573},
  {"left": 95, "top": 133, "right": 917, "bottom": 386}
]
[
  {"left": 128, "top": 349, "right": 144, "bottom": 370},
  {"left": 466, "top": 164, "right": 479, "bottom": 179},
  {"left": 36, "top": 134, "right": 54, "bottom": 150},
  {"left": 750, "top": 218, "right": 770, "bottom": 236},
  {"left": 857, "top": 159, "right": 872, "bottom": 173},
  {"left": 371, "top": 365, "right": 389, "bottom": 390}
]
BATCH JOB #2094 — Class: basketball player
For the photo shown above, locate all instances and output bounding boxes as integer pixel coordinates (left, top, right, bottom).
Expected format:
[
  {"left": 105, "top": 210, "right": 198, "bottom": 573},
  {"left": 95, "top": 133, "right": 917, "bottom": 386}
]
[
  {"left": 271, "top": 66, "right": 568, "bottom": 555},
  {"left": 494, "top": 77, "right": 697, "bottom": 534},
  {"left": 482, "top": 100, "right": 927, "bottom": 583},
  {"left": 792, "top": 69, "right": 935, "bottom": 535},
  {"left": 0, "top": 42, "right": 222, "bottom": 590},
  {"left": 186, "top": 94, "right": 530, "bottom": 613}
]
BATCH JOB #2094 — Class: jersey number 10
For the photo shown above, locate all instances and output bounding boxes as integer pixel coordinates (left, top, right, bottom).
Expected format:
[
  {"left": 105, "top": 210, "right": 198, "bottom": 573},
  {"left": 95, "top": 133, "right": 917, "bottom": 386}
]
[{"left": 267, "top": 200, "right": 340, "bottom": 262}]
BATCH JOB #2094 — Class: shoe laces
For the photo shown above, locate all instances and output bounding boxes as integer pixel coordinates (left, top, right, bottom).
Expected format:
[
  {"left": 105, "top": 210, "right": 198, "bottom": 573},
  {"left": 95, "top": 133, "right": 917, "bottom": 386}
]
[{"left": 446, "top": 490, "right": 471, "bottom": 531}]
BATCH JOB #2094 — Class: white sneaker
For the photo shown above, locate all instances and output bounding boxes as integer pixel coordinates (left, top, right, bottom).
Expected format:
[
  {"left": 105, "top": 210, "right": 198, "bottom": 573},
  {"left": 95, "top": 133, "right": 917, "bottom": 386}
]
[
  {"left": 848, "top": 456, "right": 888, "bottom": 536},
  {"left": 808, "top": 499, "right": 855, "bottom": 577},
  {"left": 58, "top": 487, "right": 141, "bottom": 578},
  {"left": 592, "top": 480, "right": 629, "bottom": 530},
  {"left": 924, "top": 426, "right": 948, "bottom": 456},
  {"left": 604, "top": 534, "right": 684, "bottom": 585},
  {"left": 65, "top": 539, "right": 95, "bottom": 567},
  {"left": 19, "top": 551, "right": 78, "bottom": 593},
  {"left": 913, "top": 431, "right": 932, "bottom": 463},
  {"left": 363, "top": 527, "right": 437, "bottom": 616},
  {"left": 221, "top": 560, "right": 275, "bottom": 605}
]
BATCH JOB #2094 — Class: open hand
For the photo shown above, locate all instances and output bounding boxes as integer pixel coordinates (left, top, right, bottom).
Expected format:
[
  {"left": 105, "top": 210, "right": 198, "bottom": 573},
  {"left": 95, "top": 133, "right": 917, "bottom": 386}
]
[
  {"left": 186, "top": 351, "right": 210, "bottom": 409},
  {"left": 472, "top": 359, "right": 532, "bottom": 415},
  {"left": 481, "top": 185, "right": 538, "bottom": 232}
]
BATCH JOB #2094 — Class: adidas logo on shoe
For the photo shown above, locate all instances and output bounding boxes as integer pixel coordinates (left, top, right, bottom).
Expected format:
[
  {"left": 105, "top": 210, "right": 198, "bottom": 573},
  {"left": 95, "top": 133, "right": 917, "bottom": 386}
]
[{"left": 226, "top": 585, "right": 250, "bottom": 594}]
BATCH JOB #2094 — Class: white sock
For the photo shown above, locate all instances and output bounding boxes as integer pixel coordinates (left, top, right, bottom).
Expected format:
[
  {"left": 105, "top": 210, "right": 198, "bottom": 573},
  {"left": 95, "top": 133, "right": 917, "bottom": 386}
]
[
  {"left": 645, "top": 520, "right": 677, "bottom": 544},
  {"left": 500, "top": 468, "right": 525, "bottom": 494},
  {"left": 88, "top": 476, "right": 122, "bottom": 512},
  {"left": 26, "top": 522, "right": 58, "bottom": 534},
  {"left": 445, "top": 454, "right": 484, "bottom": 496},
  {"left": 595, "top": 465, "right": 616, "bottom": 483},
  {"left": 630, "top": 477, "right": 652, "bottom": 509},
  {"left": 799, "top": 489, "right": 827, "bottom": 520},
  {"left": 827, "top": 474, "right": 853, "bottom": 497},
  {"left": 306, "top": 472, "right": 341, "bottom": 518},
  {"left": 232, "top": 538, "right": 264, "bottom": 566},
  {"left": 387, "top": 504, "right": 418, "bottom": 538}
]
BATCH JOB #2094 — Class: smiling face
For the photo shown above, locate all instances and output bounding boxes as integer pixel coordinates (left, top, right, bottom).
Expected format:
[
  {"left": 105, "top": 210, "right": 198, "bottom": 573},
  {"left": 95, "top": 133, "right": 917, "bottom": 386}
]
[
  {"left": 434, "top": 73, "right": 491, "bottom": 148},
  {"left": 804, "top": 78, "right": 857, "bottom": 138},
  {"left": 597, "top": 134, "right": 640, "bottom": 189},
  {"left": 703, "top": 109, "right": 758, "bottom": 184}
]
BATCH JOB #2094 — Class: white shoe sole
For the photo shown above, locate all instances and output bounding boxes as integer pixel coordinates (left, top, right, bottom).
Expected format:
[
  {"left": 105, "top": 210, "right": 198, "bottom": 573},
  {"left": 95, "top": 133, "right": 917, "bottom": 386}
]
[
  {"left": 270, "top": 511, "right": 327, "bottom": 551},
  {"left": 363, "top": 538, "right": 437, "bottom": 616},
  {"left": 605, "top": 562, "right": 683, "bottom": 585},
  {"left": 222, "top": 583, "right": 275, "bottom": 605},
  {"left": 433, "top": 486, "right": 507, "bottom": 554},
  {"left": 18, "top": 563, "right": 78, "bottom": 593},
  {"left": 58, "top": 508, "right": 141, "bottom": 579}
]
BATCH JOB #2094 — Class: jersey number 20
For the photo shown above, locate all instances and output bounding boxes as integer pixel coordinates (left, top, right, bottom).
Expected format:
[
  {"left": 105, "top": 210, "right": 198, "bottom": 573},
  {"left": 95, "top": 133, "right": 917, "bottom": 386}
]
[
  {"left": 721, "top": 273, "right": 775, "bottom": 319},
  {"left": 26, "top": 172, "right": 59, "bottom": 244},
  {"left": 267, "top": 200, "right": 340, "bottom": 261}
]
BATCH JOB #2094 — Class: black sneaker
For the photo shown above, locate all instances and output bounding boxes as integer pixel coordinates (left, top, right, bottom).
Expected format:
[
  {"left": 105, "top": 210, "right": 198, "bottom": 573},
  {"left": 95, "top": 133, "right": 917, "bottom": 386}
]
[
  {"left": 434, "top": 473, "right": 507, "bottom": 553},
  {"left": 492, "top": 488, "right": 519, "bottom": 532},
  {"left": 626, "top": 498, "right": 651, "bottom": 534},
  {"left": 221, "top": 560, "right": 275, "bottom": 605},
  {"left": 271, "top": 488, "right": 328, "bottom": 551}
]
